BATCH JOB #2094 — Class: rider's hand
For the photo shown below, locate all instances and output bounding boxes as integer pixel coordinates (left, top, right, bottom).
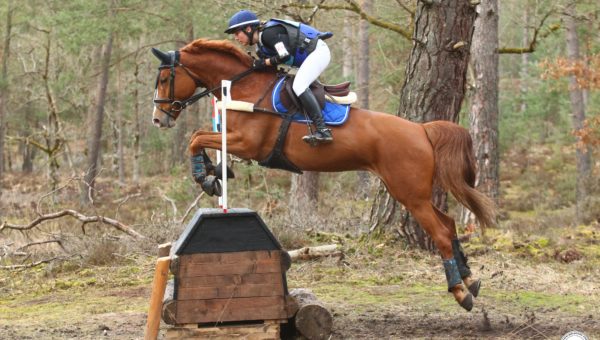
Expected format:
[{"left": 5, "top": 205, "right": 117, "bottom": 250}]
[{"left": 252, "top": 58, "right": 267, "bottom": 70}]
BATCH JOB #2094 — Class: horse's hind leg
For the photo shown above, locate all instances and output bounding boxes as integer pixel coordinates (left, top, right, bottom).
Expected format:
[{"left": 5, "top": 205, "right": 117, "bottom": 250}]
[
  {"left": 432, "top": 206, "right": 481, "bottom": 297},
  {"left": 405, "top": 200, "right": 474, "bottom": 311}
]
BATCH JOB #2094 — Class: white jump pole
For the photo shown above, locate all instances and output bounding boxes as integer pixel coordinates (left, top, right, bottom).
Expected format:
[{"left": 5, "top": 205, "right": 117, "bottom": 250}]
[
  {"left": 221, "top": 80, "right": 232, "bottom": 213},
  {"left": 211, "top": 96, "right": 223, "bottom": 208}
]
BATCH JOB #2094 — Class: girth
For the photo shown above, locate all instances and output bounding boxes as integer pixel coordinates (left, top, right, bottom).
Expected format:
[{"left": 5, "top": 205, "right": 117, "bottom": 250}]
[{"left": 257, "top": 111, "right": 303, "bottom": 174}]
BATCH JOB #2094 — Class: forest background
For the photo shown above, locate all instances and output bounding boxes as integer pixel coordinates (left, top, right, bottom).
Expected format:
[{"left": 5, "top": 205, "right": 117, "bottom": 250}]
[{"left": 0, "top": 0, "right": 599, "bottom": 339}]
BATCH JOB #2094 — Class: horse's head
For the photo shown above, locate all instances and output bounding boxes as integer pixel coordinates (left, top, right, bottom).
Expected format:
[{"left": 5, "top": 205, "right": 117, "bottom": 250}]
[{"left": 151, "top": 48, "right": 201, "bottom": 128}]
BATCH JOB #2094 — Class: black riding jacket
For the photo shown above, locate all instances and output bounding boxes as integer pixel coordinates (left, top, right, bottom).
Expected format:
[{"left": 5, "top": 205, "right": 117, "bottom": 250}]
[{"left": 257, "top": 25, "right": 292, "bottom": 65}]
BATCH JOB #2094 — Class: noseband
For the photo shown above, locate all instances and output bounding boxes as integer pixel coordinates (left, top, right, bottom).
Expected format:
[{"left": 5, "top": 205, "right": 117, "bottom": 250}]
[{"left": 153, "top": 50, "right": 256, "bottom": 120}]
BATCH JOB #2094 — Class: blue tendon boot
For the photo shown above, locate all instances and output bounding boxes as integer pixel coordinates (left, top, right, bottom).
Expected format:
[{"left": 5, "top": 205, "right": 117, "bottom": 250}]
[
  {"left": 452, "top": 239, "right": 481, "bottom": 297},
  {"left": 191, "top": 153, "right": 221, "bottom": 197},
  {"left": 443, "top": 258, "right": 473, "bottom": 311}
]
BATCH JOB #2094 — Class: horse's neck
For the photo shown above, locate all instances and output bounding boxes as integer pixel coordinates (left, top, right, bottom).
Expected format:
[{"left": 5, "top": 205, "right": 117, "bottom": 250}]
[
  {"left": 184, "top": 51, "right": 277, "bottom": 102},
  {"left": 185, "top": 52, "right": 247, "bottom": 94}
]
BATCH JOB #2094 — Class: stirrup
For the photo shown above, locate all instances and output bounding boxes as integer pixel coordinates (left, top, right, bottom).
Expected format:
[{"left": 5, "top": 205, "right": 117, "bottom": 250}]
[{"left": 302, "top": 130, "right": 333, "bottom": 146}]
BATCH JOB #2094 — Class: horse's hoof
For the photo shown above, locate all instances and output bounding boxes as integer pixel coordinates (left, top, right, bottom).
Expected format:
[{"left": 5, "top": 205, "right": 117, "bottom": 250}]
[
  {"left": 201, "top": 175, "right": 222, "bottom": 197},
  {"left": 215, "top": 162, "right": 235, "bottom": 180},
  {"left": 467, "top": 278, "right": 481, "bottom": 298},
  {"left": 459, "top": 292, "right": 474, "bottom": 312}
]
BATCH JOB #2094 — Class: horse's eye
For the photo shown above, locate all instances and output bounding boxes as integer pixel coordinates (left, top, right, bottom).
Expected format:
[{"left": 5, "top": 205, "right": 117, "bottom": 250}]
[{"left": 159, "top": 77, "right": 168, "bottom": 84}]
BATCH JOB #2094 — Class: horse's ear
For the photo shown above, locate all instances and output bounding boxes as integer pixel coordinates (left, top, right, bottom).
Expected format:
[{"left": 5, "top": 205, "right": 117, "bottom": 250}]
[{"left": 151, "top": 48, "right": 171, "bottom": 64}]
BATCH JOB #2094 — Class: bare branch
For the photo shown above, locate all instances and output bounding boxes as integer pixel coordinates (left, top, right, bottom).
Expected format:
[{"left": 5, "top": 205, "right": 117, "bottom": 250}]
[
  {"left": 498, "top": 9, "right": 559, "bottom": 54},
  {"left": 177, "top": 193, "right": 204, "bottom": 225},
  {"left": 0, "top": 255, "right": 78, "bottom": 271},
  {"left": 282, "top": 0, "right": 413, "bottom": 40},
  {"left": 5, "top": 135, "right": 51, "bottom": 153},
  {"left": 306, "top": 0, "right": 327, "bottom": 24},
  {"left": 0, "top": 210, "right": 144, "bottom": 239},
  {"left": 113, "top": 192, "right": 142, "bottom": 219},
  {"left": 395, "top": 0, "right": 415, "bottom": 17},
  {"left": 36, "top": 177, "right": 80, "bottom": 216},
  {"left": 15, "top": 239, "right": 65, "bottom": 253}
]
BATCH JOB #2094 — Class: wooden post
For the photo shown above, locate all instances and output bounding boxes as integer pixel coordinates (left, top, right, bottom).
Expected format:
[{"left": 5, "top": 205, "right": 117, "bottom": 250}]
[
  {"left": 144, "top": 256, "right": 171, "bottom": 340},
  {"left": 158, "top": 242, "right": 172, "bottom": 257}
]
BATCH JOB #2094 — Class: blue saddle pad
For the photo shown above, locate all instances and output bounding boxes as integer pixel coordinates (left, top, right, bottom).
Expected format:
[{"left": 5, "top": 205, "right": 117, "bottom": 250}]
[{"left": 271, "top": 77, "right": 350, "bottom": 126}]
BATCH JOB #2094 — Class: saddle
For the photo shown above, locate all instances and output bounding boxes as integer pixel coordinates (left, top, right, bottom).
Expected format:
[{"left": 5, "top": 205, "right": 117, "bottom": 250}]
[{"left": 280, "top": 75, "right": 352, "bottom": 114}]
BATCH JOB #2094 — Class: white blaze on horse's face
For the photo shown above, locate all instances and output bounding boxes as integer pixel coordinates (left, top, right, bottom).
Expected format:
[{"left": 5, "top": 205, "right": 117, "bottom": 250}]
[
  {"left": 152, "top": 69, "right": 178, "bottom": 129},
  {"left": 152, "top": 67, "right": 197, "bottom": 129},
  {"left": 152, "top": 89, "right": 176, "bottom": 129}
]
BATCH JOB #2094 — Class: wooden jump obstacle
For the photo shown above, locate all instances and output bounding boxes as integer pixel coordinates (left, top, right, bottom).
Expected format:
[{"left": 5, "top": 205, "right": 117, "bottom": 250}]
[
  {"left": 145, "top": 81, "right": 331, "bottom": 339},
  {"left": 144, "top": 208, "right": 332, "bottom": 340}
]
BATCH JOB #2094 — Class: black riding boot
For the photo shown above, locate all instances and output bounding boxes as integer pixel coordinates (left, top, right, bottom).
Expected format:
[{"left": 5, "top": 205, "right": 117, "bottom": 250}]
[{"left": 298, "top": 89, "right": 333, "bottom": 145}]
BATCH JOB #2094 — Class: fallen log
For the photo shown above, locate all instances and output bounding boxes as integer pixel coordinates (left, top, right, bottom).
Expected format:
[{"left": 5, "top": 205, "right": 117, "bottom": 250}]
[
  {"left": 287, "top": 244, "right": 342, "bottom": 261},
  {"left": 161, "top": 279, "right": 177, "bottom": 325},
  {"left": 287, "top": 288, "right": 332, "bottom": 340}
]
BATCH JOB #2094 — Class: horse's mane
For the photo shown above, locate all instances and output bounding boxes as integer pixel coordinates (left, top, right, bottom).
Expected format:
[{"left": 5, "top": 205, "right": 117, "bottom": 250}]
[{"left": 181, "top": 39, "right": 253, "bottom": 67}]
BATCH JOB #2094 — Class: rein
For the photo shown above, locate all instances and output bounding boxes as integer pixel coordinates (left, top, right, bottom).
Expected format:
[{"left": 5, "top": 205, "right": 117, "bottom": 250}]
[{"left": 153, "top": 50, "right": 255, "bottom": 119}]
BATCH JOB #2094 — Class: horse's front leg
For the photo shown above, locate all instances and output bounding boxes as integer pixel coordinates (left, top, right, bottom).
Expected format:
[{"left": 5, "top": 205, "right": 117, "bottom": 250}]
[
  {"left": 188, "top": 131, "right": 240, "bottom": 196},
  {"left": 188, "top": 131, "right": 220, "bottom": 196}
]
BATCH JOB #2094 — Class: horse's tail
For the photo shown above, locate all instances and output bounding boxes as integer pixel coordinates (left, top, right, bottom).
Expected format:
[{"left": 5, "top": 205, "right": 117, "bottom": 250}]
[{"left": 422, "top": 121, "right": 497, "bottom": 228}]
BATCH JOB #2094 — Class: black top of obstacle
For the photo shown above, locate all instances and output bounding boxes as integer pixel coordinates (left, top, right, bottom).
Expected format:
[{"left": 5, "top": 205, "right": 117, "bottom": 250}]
[{"left": 173, "top": 208, "right": 283, "bottom": 255}]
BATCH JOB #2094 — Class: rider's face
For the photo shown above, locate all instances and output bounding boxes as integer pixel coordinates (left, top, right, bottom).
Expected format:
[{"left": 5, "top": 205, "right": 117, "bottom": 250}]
[{"left": 233, "top": 27, "right": 251, "bottom": 46}]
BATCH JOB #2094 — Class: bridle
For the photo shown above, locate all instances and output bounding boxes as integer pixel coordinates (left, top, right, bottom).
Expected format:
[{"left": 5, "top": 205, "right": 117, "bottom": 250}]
[
  {"left": 153, "top": 49, "right": 255, "bottom": 120},
  {"left": 153, "top": 50, "right": 213, "bottom": 120}
]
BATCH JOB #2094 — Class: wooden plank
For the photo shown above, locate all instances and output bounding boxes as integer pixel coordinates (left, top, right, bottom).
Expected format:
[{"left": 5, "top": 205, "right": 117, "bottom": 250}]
[
  {"left": 179, "top": 250, "right": 281, "bottom": 265},
  {"left": 178, "top": 273, "right": 282, "bottom": 288},
  {"left": 174, "top": 296, "right": 287, "bottom": 324},
  {"left": 166, "top": 322, "right": 280, "bottom": 340},
  {"left": 177, "top": 283, "right": 284, "bottom": 300},
  {"left": 179, "top": 258, "right": 282, "bottom": 278}
]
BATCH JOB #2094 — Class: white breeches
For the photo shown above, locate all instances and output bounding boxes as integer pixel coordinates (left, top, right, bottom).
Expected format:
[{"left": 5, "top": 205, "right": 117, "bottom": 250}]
[{"left": 292, "top": 39, "right": 331, "bottom": 96}]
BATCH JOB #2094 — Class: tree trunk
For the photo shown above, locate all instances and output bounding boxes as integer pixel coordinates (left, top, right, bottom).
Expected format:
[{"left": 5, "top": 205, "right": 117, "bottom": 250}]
[
  {"left": 170, "top": 24, "right": 194, "bottom": 168},
  {"left": 519, "top": 4, "right": 529, "bottom": 115},
  {"left": 115, "top": 39, "right": 125, "bottom": 186},
  {"left": 342, "top": 13, "right": 354, "bottom": 80},
  {"left": 40, "top": 30, "right": 62, "bottom": 191},
  {"left": 355, "top": 0, "right": 373, "bottom": 199},
  {"left": 564, "top": 2, "right": 591, "bottom": 223},
  {"left": 0, "top": 0, "right": 14, "bottom": 181},
  {"left": 470, "top": 0, "right": 499, "bottom": 203},
  {"left": 21, "top": 104, "right": 36, "bottom": 173},
  {"left": 357, "top": 0, "right": 371, "bottom": 109},
  {"left": 132, "top": 55, "right": 141, "bottom": 184},
  {"left": 82, "top": 31, "right": 114, "bottom": 203},
  {"left": 370, "top": 0, "right": 477, "bottom": 251},
  {"left": 289, "top": 171, "right": 319, "bottom": 228}
]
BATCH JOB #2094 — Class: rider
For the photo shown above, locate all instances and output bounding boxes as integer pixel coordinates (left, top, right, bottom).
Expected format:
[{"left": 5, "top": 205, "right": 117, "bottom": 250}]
[{"left": 225, "top": 10, "right": 333, "bottom": 145}]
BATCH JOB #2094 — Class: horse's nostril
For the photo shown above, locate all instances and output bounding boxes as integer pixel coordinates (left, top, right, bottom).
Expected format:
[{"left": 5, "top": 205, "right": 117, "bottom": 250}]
[{"left": 153, "top": 118, "right": 161, "bottom": 125}]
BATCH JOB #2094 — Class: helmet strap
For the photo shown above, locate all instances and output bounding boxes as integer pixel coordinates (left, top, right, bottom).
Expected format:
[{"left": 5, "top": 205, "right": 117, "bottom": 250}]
[{"left": 244, "top": 26, "right": 257, "bottom": 45}]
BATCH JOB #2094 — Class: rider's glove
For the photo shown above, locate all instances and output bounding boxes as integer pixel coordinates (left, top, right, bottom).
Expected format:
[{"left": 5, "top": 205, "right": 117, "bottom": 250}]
[{"left": 252, "top": 58, "right": 267, "bottom": 70}]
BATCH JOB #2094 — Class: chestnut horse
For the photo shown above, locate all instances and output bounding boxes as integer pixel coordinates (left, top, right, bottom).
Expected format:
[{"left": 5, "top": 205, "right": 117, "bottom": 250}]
[{"left": 151, "top": 39, "right": 496, "bottom": 311}]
